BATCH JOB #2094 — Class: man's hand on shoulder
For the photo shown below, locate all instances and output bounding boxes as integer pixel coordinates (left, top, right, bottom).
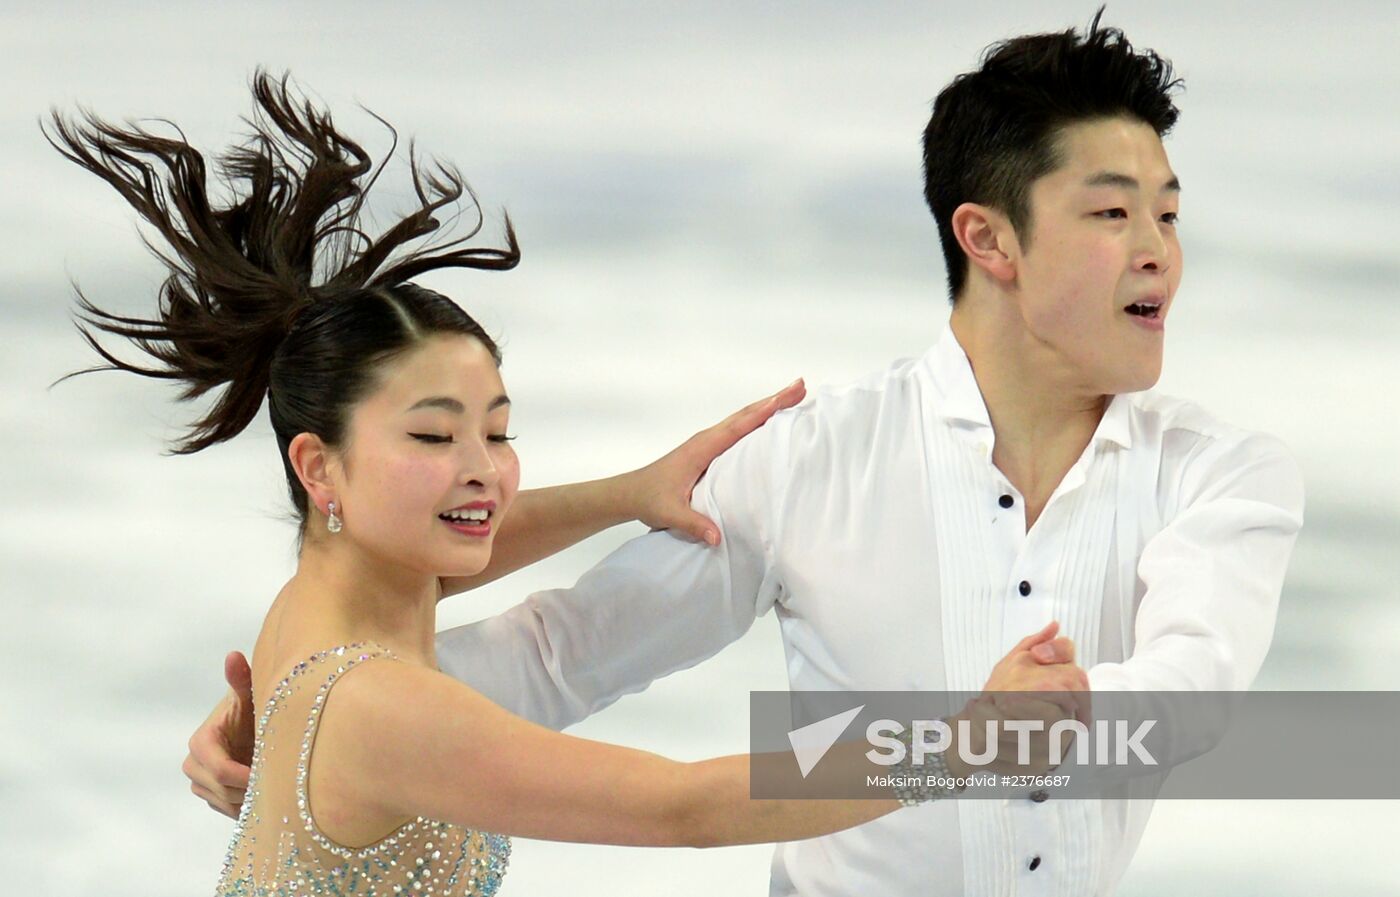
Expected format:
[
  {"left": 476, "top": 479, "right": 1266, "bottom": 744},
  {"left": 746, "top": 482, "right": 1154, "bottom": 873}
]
[{"left": 182, "top": 650, "right": 255, "bottom": 820}]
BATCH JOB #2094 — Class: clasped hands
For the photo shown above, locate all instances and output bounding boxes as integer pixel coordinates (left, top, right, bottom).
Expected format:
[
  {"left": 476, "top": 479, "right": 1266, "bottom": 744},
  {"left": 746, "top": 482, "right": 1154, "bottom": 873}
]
[{"left": 943, "top": 620, "right": 1090, "bottom": 778}]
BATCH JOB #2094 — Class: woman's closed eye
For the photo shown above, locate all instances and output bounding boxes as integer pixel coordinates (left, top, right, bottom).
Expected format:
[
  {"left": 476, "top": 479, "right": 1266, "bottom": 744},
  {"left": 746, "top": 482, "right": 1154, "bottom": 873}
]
[{"left": 410, "top": 433, "right": 516, "bottom": 444}]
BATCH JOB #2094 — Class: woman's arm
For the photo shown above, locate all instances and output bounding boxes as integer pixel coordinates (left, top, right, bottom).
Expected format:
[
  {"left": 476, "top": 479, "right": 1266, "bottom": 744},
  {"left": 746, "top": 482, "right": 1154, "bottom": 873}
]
[
  {"left": 325, "top": 629, "right": 1085, "bottom": 847},
  {"left": 439, "top": 379, "right": 804, "bottom": 594},
  {"left": 319, "top": 657, "right": 897, "bottom": 848},
  {"left": 439, "top": 479, "right": 633, "bottom": 595}
]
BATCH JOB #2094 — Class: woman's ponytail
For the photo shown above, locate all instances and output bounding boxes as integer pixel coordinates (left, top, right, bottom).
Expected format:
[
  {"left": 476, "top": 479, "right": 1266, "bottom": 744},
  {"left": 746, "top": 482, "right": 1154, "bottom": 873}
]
[{"left": 46, "top": 69, "right": 518, "bottom": 527}]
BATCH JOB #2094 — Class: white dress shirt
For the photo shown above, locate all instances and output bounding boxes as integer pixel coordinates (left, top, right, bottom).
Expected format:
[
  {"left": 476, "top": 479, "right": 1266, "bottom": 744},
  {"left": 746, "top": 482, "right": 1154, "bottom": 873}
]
[{"left": 436, "top": 327, "right": 1304, "bottom": 896}]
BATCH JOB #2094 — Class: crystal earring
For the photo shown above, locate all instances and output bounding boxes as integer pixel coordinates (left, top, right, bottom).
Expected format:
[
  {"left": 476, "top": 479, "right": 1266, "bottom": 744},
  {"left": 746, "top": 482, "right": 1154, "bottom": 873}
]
[{"left": 327, "top": 501, "right": 343, "bottom": 534}]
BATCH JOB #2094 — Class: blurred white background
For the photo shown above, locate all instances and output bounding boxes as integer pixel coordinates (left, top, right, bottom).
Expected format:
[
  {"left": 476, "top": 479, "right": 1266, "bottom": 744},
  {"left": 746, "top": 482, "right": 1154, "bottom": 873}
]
[{"left": 2, "top": 1, "right": 1397, "bottom": 893}]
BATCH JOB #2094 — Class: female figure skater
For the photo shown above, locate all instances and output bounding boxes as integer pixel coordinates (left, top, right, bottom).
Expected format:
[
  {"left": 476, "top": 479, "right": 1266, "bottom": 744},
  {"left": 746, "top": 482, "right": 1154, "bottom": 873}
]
[{"left": 45, "top": 71, "right": 942, "bottom": 896}]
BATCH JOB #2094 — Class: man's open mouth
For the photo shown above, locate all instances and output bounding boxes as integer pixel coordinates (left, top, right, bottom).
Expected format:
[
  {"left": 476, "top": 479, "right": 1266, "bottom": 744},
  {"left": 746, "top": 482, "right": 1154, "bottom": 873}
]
[{"left": 1124, "top": 302, "right": 1162, "bottom": 319}]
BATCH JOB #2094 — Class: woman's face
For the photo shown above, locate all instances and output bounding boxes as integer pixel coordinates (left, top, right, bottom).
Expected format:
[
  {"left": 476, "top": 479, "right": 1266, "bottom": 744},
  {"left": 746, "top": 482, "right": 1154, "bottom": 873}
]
[{"left": 327, "top": 334, "right": 520, "bottom": 578}]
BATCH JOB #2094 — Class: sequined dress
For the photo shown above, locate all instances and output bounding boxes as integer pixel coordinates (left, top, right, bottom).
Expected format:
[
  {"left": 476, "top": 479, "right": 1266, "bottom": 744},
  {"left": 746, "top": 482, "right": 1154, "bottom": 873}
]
[{"left": 215, "top": 641, "right": 511, "bottom": 896}]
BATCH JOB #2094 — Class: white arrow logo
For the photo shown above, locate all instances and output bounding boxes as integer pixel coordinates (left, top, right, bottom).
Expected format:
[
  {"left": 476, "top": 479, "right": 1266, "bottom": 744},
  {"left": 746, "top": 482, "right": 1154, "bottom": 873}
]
[{"left": 787, "top": 704, "right": 865, "bottom": 778}]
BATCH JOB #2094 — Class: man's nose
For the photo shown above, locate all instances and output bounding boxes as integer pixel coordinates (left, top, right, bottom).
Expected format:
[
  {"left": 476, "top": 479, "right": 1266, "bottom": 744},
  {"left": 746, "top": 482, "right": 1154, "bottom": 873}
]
[{"left": 1135, "top": 214, "right": 1171, "bottom": 274}]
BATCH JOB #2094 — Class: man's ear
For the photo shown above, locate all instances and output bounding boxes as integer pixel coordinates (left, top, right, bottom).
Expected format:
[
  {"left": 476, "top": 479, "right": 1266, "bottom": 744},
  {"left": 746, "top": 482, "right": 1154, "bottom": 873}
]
[
  {"left": 287, "top": 432, "right": 338, "bottom": 515},
  {"left": 950, "top": 201, "right": 1018, "bottom": 286}
]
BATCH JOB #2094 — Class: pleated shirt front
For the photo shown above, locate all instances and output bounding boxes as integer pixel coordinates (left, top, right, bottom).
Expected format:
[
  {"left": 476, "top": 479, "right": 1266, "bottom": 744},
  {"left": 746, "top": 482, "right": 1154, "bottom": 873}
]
[{"left": 438, "top": 326, "right": 1304, "bottom": 896}]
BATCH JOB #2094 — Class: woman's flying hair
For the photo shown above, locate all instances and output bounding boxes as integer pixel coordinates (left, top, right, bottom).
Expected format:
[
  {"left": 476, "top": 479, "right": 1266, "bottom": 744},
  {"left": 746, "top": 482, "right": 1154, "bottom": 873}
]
[{"left": 43, "top": 68, "right": 519, "bottom": 528}]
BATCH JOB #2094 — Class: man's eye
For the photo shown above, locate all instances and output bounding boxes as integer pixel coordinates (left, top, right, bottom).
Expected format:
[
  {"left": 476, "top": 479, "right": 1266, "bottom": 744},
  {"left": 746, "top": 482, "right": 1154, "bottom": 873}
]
[
  {"left": 489, "top": 434, "right": 517, "bottom": 444},
  {"left": 1096, "top": 208, "right": 1128, "bottom": 219},
  {"left": 1160, "top": 212, "right": 1179, "bottom": 225},
  {"left": 409, "top": 433, "right": 453, "bottom": 444}
]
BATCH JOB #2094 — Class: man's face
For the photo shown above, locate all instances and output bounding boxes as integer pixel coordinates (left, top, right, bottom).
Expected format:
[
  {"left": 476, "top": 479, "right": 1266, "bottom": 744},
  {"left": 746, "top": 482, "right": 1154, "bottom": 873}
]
[{"left": 1012, "top": 116, "right": 1182, "bottom": 394}]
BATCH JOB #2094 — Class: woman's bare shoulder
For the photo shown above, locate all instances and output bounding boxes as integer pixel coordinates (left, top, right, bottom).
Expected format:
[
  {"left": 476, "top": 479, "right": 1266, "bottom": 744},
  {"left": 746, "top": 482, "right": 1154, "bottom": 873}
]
[{"left": 304, "top": 650, "right": 475, "bottom": 846}]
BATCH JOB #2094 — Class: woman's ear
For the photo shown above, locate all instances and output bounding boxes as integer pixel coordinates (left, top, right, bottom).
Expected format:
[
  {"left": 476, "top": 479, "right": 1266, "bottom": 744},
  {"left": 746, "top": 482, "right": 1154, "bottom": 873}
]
[
  {"left": 287, "top": 432, "right": 338, "bottom": 515},
  {"left": 951, "top": 201, "right": 1018, "bottom": 285}
]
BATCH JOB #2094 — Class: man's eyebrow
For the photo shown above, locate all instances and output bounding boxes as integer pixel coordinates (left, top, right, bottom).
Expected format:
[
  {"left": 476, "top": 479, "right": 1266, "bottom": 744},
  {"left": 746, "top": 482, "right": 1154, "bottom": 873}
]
[
  {"left": 405, "top": 395, "right": 511, "bottom": 414},
  {"left": 1082, "top": 171, "right": 1182, "bottom": 192}
]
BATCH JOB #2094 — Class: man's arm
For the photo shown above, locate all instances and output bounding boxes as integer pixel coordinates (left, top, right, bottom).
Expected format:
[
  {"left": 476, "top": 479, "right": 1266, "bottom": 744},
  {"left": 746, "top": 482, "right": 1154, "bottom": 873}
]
[
  {"left": 1014, "top": 433, "right": 1305, "bottom": 792},
  {"left": 1088, "top": 431, "right": 1305, "bottom": 693}
]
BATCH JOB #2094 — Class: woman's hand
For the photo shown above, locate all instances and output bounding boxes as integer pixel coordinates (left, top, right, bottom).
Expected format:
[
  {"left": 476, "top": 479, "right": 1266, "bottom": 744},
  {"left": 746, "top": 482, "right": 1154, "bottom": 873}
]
[
  {"left": 621, "top": 378, "right": 805, "bottom": 546},
  {"left": 438, "top": 378, "right": 807, "bottom": 596}
]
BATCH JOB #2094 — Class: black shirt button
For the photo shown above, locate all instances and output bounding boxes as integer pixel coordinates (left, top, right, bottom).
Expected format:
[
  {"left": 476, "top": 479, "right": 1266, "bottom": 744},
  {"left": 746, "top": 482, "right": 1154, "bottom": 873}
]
[
  {"left": 1030, "top": 790, "right": 1049, "bottom": 803},
  {"left": 1029, "top": 856, "right": 1042, "bottom": 871},
  {"left": 1018, "top": 580, "right": 1032, "bottom": 596},
  {"left": 998, "top": 494, "right": 1014, "bottom": 509}
]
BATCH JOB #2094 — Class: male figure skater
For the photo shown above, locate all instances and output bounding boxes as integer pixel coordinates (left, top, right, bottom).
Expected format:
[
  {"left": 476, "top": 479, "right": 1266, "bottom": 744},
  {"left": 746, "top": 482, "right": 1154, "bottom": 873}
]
[{"left": 186, "top": 11, "right": 1303, "bottom": 894}]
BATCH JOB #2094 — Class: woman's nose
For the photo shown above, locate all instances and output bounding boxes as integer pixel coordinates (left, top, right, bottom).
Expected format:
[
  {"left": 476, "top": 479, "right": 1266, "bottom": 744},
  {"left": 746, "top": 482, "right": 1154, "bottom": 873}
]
[{"left": 458, "top": 439, "right": 499, "bottom": 488}]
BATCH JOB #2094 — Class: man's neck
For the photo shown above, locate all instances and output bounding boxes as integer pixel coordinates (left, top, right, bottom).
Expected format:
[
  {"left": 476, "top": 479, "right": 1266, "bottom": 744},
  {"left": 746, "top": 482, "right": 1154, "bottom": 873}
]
[{"left": 949, "top": 304, "right": 1108, "bottom": 528}]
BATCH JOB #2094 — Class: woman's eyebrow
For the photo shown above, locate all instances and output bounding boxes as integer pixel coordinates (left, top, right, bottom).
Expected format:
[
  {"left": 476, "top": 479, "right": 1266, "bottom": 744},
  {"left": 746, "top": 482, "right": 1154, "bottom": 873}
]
[
  {"left": 404, "top": 395, "right": 511, "bottom": 413},
  {"left": 405, "top": 396, "right": 464, "bottom": 414}
]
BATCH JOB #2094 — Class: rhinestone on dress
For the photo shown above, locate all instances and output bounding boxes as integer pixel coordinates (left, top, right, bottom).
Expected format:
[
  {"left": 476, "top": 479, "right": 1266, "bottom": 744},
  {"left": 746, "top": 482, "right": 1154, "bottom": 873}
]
[{"left": 214, "top": 640, "right": 511, "bottom": 895}]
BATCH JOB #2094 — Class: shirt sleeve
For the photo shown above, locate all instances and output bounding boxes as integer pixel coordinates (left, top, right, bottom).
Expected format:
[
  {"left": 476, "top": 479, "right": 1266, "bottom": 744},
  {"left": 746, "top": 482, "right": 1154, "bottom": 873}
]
[
  {"left": 1088, "top": 431, "right": 1306, "bottom": 694},
  {"left": 433, "top": 408, "right": 795, "bottom": 731}
]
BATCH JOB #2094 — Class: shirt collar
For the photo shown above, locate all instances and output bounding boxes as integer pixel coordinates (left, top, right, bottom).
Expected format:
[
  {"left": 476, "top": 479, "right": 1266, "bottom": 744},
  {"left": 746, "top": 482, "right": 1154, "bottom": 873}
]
[{"left": 920, "top": 326, "right": 1133, "bottom": 451}]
